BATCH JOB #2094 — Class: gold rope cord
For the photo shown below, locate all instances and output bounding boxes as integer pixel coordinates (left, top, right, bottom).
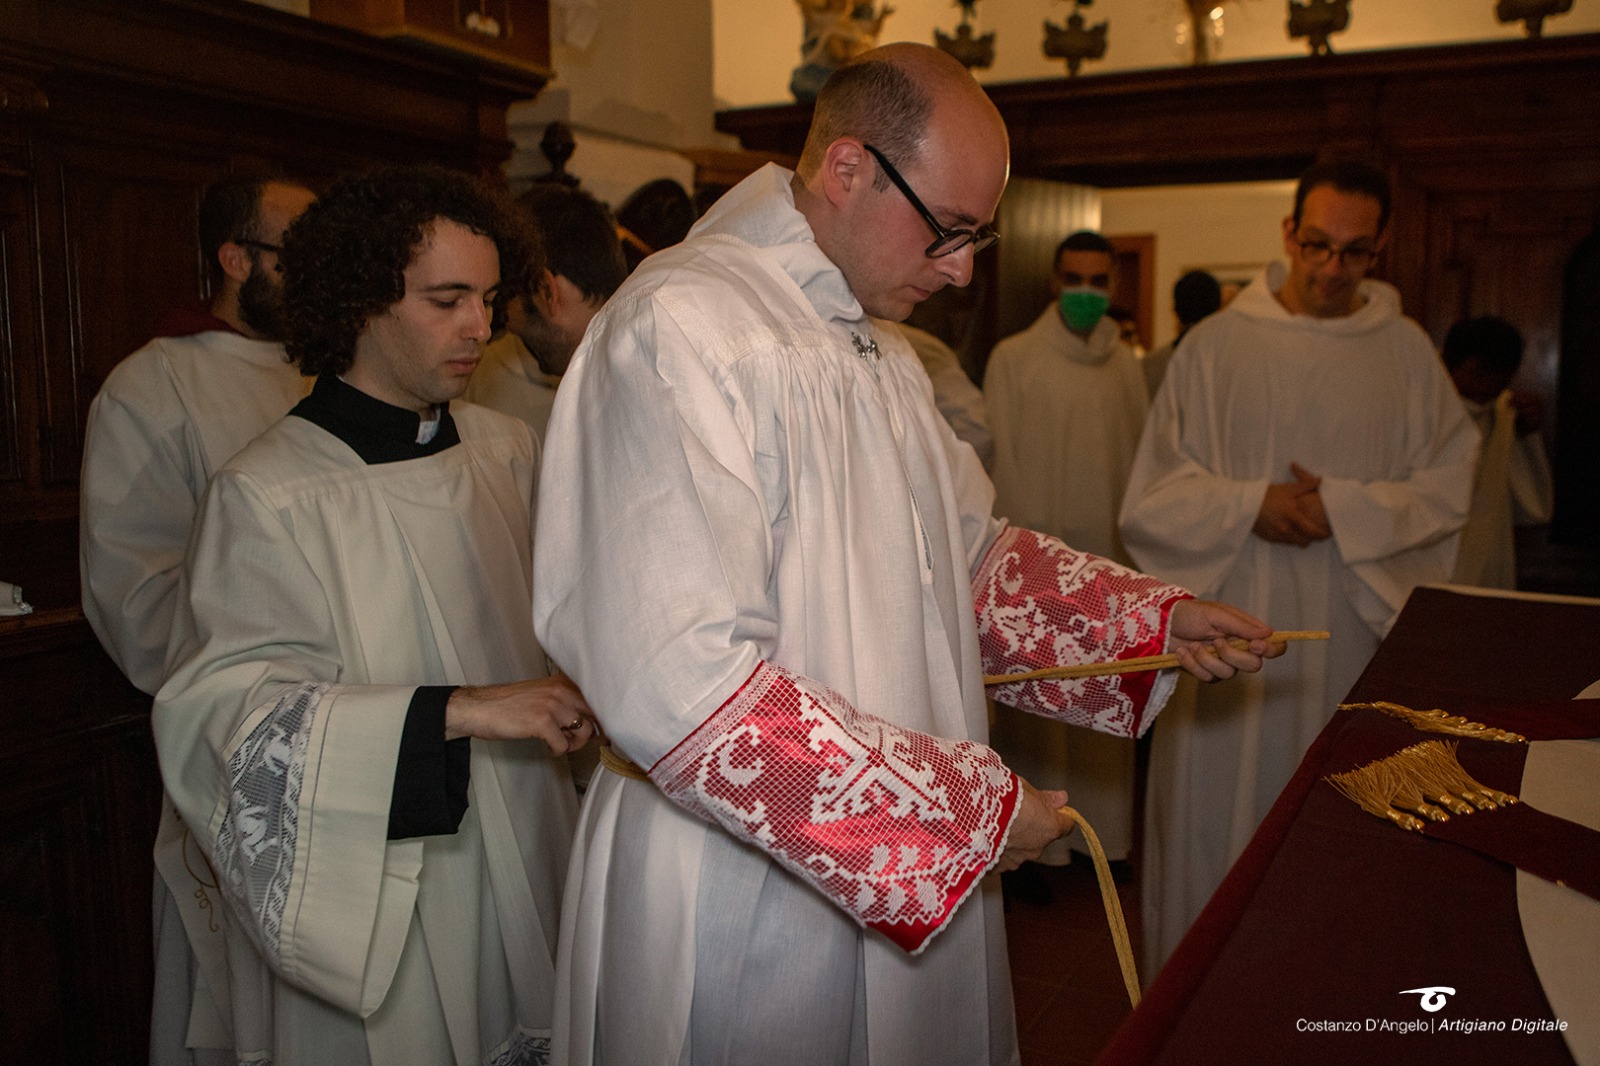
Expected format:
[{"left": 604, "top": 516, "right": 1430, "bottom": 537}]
[
  {"left": 1062, "top": 806, "right": 1142, "bottom": 1008},
  {"left": 1324, "top": 740, "right": 1518, "bottom": 832},
  {"left": 599, "top": 746, "right": 1143, "bottom": 1006},
  {"left": 983, "top": 630, "right": 1329, "bottom": 685},
  {"left": 1337, "top": 700, "right": 1527, "bottom": 743},
  {"left": 598, "top": 743, "right": 650, "bottom": 780}
]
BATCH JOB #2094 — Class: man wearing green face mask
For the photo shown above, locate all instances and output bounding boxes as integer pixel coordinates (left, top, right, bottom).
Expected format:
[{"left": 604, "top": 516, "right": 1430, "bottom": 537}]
[{"left": 984, "top": 230, "right": 1150, "bottom": 892}]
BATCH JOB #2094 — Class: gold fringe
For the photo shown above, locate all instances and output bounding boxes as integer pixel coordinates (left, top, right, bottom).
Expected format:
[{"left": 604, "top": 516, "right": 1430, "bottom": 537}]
[
  {"left": 1338, "top": 700, "right": 1526, "bottom": 744},
  {"left": 984, "top": 630, "right": 1328, "bottom": 685},
  {"left": 1324, "top": 740, "right": 1518, "bottom": 832}
]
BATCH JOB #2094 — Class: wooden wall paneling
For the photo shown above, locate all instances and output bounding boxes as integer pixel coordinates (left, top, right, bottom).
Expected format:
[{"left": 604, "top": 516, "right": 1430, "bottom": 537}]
[
  {"left": 1107, "top": 233, "right": 1155, "bottom": 351},
  {"left": 32, "top": 141, "right": 220, "bottom": 485},
  {"left": 0, "top": 614, "right": 157, "bottom": 1063},
  {"left": 1, "top": 171, "right": 33, "bottom": 488}
]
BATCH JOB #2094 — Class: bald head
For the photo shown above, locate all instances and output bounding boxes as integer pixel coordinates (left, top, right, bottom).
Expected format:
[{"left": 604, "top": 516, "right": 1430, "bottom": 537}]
[{"left": 798, "top": 42, "right": 1007, "bottom": 185}]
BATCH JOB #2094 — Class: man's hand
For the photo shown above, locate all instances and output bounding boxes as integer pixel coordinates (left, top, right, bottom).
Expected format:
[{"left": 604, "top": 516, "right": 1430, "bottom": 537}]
[
  {"left": 996, "top": 777, "right": 1075, "bottom": 873},
  {"left": 1168, "top": 600, "right": 1286, "bottom": 682},
  {"left": 444, "top": 674, "right": 598, "bottom": 754},
  {"left": 1253, "top": 462, "right": 1331, "bottom": 547}
]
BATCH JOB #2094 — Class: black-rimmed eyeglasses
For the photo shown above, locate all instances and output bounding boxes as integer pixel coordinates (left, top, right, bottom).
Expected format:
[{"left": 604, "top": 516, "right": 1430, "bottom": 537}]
[{"left": 863, "top": 143, "right": 998, "bottom": 259}]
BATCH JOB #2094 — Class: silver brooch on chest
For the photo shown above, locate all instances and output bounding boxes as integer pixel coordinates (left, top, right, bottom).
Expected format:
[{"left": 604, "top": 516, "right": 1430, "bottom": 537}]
[{"left": 851, "top": 332, "right": 880, "bottom": 361}]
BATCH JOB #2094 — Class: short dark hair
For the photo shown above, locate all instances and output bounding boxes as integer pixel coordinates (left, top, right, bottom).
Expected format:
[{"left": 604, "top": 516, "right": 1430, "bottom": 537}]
[
  {"left": 1442, "top": 315, "right": 1524, "bottom": 375},
  {"left": 799, "top": 57, "right": 932, "bottom": 187},
  {"left": 518, "top": 184, "right": 626, "bottom": 303},
  {"left": 1293, "top": 158, "right": 1392, "bottom": 233},
  {"left": 198, "top": 174, "right": 273, "bottom": 286},
  {"left": 1173, "top": 269, "right": 1223, "bottom": 328},
  {"left": 1055, "top": 230, "right": 1113, "bottom": 262},
  {"left": 281, "top": 165, "right": 541, "bottom": 378}
]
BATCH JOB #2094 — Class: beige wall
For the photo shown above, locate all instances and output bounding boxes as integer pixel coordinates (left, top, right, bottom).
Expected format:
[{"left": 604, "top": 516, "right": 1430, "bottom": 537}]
[
  {"left": 507, "top": 0, "right": 717, "bottom": 211},
  {"left": 715, "top": 0, "right": 1600, "bottom": 110},
  {"left": 1099, "top": 181, "right": 1295, "bottom": 349}
]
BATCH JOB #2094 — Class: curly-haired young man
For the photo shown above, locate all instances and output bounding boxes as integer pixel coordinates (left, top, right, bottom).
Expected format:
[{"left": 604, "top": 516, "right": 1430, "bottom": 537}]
[{"left": 152, "top": 165, "right": 592, "bottom": 1066}]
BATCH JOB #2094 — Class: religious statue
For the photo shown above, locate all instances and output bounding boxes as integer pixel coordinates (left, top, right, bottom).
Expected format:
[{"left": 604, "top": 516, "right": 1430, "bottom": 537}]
[{"left": 790, "top": 0, "right": 895, "bottom": 102}]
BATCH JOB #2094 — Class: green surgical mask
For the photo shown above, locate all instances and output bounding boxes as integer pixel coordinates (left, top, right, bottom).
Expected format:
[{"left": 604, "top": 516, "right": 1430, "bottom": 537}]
[{"left": 1059, "top": 286, "right": 1110, "bottom": 333}]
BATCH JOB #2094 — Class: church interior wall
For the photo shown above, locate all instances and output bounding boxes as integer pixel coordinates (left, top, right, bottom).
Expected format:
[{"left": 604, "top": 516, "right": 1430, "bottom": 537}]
[{"left": 1099, "top": 180, "right": 1295, "bottom": 349}]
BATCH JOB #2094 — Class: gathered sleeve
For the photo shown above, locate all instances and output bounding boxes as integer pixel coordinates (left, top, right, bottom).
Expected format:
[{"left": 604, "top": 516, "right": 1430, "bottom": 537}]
[
  {"left": 1315, "top": 345, "right": 1479, "bottom": 633},
  {"left": 79, "top": 384, "right": 204, "bottom": 695},
  {"left": 534, "top": 288, "right": 1020, "bottom": 954},
  {"left": 154, "top": 467, "right": 416, "bottom": 1017},
  {"left": 1118, "top": 359, "right": 1268, "bottom": 600}
]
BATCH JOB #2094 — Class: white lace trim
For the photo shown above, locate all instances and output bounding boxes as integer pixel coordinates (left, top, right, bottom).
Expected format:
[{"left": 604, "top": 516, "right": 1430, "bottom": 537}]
[{"left": 213, "top": 681, "right": 329, "bottom": 965}]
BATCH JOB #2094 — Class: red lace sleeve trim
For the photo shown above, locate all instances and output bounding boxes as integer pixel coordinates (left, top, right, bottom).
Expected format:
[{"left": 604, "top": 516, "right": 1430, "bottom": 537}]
[
  {"left": 973, "top": 525, "right": 1191, "bottom": 738},
  {"left": 651, "top": 661, "right": 1020, "bottom": 954}
]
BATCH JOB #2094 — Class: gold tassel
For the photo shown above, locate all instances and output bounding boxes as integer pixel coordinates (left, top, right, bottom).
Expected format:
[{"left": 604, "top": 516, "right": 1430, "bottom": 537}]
[
  {"left": 1338, "top": 700, "right": 1526, "bottom": 744},
  {"left": 1325, "top": 740, "right": 1518, "bottom": 833}
]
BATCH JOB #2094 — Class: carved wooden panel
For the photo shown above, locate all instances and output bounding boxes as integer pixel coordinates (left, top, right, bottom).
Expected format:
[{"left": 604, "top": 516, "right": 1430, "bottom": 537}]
[{"left": 0, "top": 616, "right": 157, "bottom": 1063}]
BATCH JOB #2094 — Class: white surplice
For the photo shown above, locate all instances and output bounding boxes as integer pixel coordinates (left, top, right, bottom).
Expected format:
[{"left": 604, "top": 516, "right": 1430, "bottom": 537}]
[
  {"left": 80, "top": 330, "right": 309, "bottom": 695},
  {"left": 153, "top": 404, "right": 576, "bottom": 1066},
  {"left": 534, "top": 165, "right": 1187, "bottom": 1066},
  {"left": 1452, "top": 389, "right": 1554, "bottom": 589},
  {"left": 985, "top": 308, "right": 1150, "bottom": 862},
  {"left": 463, "top": 332, "right": 561, "bottom": 445},
  {"left": 896, "top": 322, "right": 995, "bottom": 471},
  {"left": 1119, "top": 262, "right": 1480, "bottom": 974}
]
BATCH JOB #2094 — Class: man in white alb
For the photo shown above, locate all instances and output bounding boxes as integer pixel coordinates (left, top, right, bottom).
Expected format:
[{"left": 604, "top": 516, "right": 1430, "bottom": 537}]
[
  {"left": 79, "top": 174, "right": 317, "bottom": 1065},
  {"left": 1120, "top": 158, "right": 1480, "bottom": 975},
  {"left": 985, "top": 230, "right": 1150, "bottom": 877},
  {"left": 153, "top": 166, "right": 593, "bottom": 1066},
  {"left": 80, "top": 173, "right": 315, "bottom": 694},
  {"left": 535, "top": 43, "right": 1282, "bottom": 1066},
  {"left": 465, "top": 182, "right": 627, "bottom": 444}
]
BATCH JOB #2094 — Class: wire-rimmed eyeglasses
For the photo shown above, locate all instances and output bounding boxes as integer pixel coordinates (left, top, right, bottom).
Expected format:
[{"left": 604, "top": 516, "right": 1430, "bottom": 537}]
[
  {"left": 862, "top": 143, "right": 998, "bottom": 259},
  {"left": 1294, "top": 235, "right": 1377, "bottom": 271}
]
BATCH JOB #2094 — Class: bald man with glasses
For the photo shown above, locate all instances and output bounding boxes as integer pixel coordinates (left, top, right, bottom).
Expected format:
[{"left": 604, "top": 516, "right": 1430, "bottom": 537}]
[
  {"left": 1120, "top": 157, "right": 1479, "bottom": 976},
  {"left": 535, "top": 42, "right": 1281, "bottom": 1066}
]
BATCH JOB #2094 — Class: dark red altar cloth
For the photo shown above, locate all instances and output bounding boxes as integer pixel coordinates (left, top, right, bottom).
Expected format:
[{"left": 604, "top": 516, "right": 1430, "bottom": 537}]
[{"left": 1097, "top": 587, "right": 1600, "bottom": 1065}]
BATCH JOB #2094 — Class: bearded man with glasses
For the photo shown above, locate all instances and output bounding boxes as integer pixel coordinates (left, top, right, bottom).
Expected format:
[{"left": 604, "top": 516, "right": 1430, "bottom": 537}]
[
  {"left": 536, "top": 41, "right": 1283, "bottom": 1066},
  {"left": 1120, "top": 158, "right": 1480, "bottom": 977}
]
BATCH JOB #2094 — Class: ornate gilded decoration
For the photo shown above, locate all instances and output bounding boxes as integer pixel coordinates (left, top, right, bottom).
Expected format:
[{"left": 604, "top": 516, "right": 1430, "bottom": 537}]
[
  {"left": 1043, "top": 0, "right": 1109, "bottom": 78},
  {"left": 1339, "top": 700, "right": 1528, "bottom": 744},
  {"left": 1326, "top": 740, "right": 1518, "bottom": 833},
  {"left": 1287, "top": 0, "right": 1350, "bottom": 57}
]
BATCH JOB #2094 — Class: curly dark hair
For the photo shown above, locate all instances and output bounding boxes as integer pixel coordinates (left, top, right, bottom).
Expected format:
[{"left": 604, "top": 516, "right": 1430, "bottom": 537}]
[{"left": 281, "top": 165, "right": 543, "bottom": 377}]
